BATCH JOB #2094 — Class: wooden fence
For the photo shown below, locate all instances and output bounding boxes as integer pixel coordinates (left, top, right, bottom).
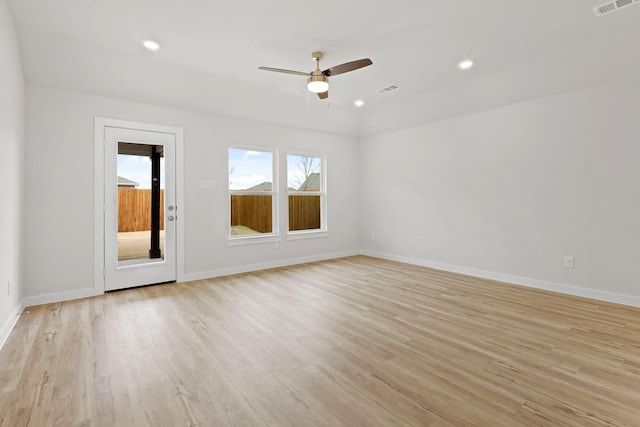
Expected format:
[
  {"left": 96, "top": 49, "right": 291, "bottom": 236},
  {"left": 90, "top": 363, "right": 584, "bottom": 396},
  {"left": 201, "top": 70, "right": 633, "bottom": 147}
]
[
  {"left": 119, "top": 191, "right": 319, "bottom": 233},
  {"left": 118, "top": 189, "right": 165, "bottom": 232},
  {"left": 289, "top": 195, "right": 320, "bottom": 231},
  {"left": 230, "top": 194, "right": 320, "bottom": 232},
  {"left": 231, "top": 195, "right": 273, "bottom": 233}
]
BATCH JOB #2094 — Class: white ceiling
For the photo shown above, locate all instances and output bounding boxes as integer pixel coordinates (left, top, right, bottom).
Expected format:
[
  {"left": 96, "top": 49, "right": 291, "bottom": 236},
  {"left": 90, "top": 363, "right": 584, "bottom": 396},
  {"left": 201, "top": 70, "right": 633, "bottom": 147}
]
[{"left": 8, "top": 0, "right": 640, "bottom": 137}]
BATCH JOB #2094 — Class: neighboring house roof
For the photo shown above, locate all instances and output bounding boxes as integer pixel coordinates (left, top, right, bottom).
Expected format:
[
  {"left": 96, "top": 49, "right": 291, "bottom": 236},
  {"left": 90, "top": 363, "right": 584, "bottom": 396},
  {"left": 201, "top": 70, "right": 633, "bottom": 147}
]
[
  {"left": 298, "top": 173, "right": 320, "bottom": 191},
  {"left": 118, "top": 176, "right": 139, "bottom": 187},
  {"left": 245, "top": 181, "right": 272, "bottom": 191}
]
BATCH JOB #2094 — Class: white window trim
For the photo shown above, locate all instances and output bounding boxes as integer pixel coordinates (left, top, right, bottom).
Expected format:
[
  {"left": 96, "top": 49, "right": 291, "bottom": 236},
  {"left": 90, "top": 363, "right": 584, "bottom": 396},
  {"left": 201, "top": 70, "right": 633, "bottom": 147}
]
[
  {"left": 227, "top": 234, "right": 282, "bottom": 246},
  {"left": 228, "top": 146, "right": 279, "bottom": 241},
  {"left": 286, "top": 230, "right": 329, "bottom": 240},
  {"left": 286, "top": 152, "right": 327, "bottom": 236}
]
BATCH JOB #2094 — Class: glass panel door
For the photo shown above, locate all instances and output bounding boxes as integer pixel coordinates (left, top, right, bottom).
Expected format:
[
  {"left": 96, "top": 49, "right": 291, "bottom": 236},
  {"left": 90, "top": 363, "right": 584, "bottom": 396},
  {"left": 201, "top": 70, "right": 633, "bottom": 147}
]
[
  {"left": 104, "top": 126, "right": 176, "bottom": 291},
  {"left": 117, "top": 143, "right": 166, "bottom": 266}
]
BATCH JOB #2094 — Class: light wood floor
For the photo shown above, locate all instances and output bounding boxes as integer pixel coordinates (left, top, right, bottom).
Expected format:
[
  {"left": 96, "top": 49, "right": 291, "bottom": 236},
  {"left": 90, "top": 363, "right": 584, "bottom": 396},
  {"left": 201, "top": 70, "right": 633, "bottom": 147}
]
[{"left": 1, "top": 256, "right": 639, "bottom": 426}]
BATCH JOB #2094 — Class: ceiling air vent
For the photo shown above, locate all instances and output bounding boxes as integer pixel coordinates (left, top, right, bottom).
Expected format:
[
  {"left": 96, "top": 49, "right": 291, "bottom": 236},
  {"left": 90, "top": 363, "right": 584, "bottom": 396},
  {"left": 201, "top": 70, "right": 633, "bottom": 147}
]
[
  {"left": 593, "top": 0, "right": 639, "bottom": 16},
  {"left": 377, "top": 84, "right": 400, "bottom": 94}
]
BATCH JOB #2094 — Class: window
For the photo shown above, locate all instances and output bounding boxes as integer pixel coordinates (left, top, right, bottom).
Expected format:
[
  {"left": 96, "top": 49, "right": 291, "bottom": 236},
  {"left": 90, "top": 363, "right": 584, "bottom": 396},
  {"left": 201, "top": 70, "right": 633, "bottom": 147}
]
[
  {"left": 287, "top": 154, "right": 325, "bottom": 233},
  {"left": 229, "top": 148, "right": 277, "bottom": 237}
]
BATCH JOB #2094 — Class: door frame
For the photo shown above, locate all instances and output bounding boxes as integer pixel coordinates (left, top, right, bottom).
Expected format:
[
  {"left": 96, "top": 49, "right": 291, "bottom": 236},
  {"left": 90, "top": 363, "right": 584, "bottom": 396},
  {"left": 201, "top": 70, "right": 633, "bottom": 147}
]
[{"left": 94, "top": 117, "right": 185, "bottom": 294}]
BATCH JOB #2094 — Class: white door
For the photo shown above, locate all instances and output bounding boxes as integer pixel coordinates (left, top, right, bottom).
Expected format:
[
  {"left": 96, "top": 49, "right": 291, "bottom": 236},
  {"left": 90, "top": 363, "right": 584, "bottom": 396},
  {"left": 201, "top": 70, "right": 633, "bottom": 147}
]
[{"left": 104, "top": 126, "right": 177, "bottom": 291}]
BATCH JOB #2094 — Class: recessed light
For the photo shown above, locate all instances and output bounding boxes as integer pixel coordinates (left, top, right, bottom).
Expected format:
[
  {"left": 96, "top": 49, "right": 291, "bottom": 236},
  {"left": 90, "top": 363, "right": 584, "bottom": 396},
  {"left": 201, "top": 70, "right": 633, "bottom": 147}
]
[
  {"left": 354, "top": 100, "right": 364, "bottom": 107},
  {"left": 142, "top": 40, "right": 160, "bottom": 51},
  {"left": 458, "top": 59, "right": 474, "bottom": 70}
]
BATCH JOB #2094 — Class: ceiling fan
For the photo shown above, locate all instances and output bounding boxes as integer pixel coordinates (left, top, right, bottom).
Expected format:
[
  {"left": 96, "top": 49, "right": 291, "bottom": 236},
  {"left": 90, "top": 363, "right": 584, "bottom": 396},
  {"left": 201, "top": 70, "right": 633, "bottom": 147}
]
[{"left": 259, "top": 52, "right": 372, "bottom": 99}]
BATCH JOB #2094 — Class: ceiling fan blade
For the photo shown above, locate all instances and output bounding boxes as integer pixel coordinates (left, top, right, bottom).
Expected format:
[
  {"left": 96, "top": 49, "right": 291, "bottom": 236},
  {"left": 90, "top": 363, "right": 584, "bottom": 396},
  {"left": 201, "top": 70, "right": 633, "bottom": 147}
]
[
  {"left": 323, "top": 58, "right": 372, "bottom": 77},
  {"left": 317, "top": 91, "right": 329, "bottom": 100},
  {"left": 258, "top": 67, "right": 310, "bottom": 76}
]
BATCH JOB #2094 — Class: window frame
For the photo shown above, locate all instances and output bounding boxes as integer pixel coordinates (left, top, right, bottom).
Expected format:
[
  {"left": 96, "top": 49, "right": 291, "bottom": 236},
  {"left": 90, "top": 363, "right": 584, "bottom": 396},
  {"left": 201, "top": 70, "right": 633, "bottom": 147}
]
[
  {"left": 286, "top": 152, "right": 328, "bottom": 239},
  {"left": 227, "top": 146, "right": 280, "bottom": 245}
]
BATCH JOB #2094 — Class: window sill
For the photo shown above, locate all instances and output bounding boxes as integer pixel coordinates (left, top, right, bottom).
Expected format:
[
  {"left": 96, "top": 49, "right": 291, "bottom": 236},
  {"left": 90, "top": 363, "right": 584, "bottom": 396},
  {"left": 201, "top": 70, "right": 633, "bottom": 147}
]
[
  {"left": 227, "top": 234, "right": 282, "bottom": 246},
  {"left": 286, "top": 230, "right": 329, "bottom": 241}
]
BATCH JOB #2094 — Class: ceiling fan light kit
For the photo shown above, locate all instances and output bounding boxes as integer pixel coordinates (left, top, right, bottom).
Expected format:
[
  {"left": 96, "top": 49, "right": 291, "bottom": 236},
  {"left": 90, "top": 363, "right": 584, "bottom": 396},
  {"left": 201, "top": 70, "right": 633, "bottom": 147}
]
[
  {"left": 307, "top": 72, "right": 329, "bottom": 93},
  {"left": 259, "top": 51, "right": 372, "bottom": 100}
]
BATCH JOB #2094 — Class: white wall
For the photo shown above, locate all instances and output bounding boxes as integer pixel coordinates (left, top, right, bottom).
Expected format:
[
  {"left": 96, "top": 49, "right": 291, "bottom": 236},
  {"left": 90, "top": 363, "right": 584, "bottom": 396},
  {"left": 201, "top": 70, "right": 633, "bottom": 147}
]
[
  {"left": 24, "top": 86, "right": 360, "bottom": 301},
  {"left": 18, "top": 42, "right": 640, "bottom": 308},
  {"left": 360, "top": 75, "right": 640, "bottom": 305},
  {"left": 0, "top": 0, "right": 25, "bottom": 345}
]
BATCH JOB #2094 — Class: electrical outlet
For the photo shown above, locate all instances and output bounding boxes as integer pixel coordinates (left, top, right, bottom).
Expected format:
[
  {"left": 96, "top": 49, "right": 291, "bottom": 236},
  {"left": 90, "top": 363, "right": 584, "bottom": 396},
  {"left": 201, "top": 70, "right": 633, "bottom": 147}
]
[{"left": 564, "top": 256, "right": 575, "bottom": 269}]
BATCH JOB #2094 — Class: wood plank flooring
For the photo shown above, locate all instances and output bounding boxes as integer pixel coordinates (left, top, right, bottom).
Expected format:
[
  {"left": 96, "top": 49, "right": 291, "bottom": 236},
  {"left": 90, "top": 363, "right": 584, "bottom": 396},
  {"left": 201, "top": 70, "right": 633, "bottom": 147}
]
[{"left": 1, "top": 255, "right": 639, "bottom": 426}]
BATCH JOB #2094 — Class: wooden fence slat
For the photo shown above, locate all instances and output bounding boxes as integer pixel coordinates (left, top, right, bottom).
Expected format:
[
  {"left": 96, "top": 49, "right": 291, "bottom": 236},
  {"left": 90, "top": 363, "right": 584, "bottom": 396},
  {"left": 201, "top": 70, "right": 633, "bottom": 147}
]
[
  {"left": 229, "top": 194, "right": 320, "bottom": 233},
  {"left": 118, "top": 189, "right": 165, "bottom": 232},
  {"left": 231, "top": 195, "right": 273, "bottom": 233},
  {"left": 289, "top": 195, "right": 320, "bottom": 231}
]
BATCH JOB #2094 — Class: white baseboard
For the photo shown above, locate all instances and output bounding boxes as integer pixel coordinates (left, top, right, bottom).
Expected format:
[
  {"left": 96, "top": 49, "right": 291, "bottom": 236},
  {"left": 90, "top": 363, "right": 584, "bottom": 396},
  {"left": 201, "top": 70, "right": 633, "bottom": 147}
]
[
  {"left": 18, "top": 251, "right": 359, "bottom": 310},
  {"left": 18, "top": 248, "right": 638, "bottom": 323},
  {"left": 22, "top": 287, "right": 103, "bottom": 308},
  {"left": 181, "top": 250, "right": 360, "bottom": 282},
  {"left": 362, "top": 250, "right": 640, "bottom": 308},
  {"left": 0, "top": 302, "right": 24, "bottom": 351}
]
